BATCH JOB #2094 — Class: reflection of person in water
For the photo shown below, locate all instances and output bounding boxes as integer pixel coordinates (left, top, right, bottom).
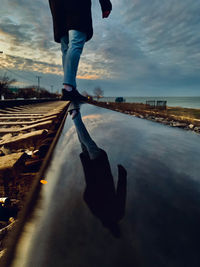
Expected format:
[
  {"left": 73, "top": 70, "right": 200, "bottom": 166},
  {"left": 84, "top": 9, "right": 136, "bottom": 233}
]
[{"left": 68, "top": 102, "right": 127, "bottom": 237}]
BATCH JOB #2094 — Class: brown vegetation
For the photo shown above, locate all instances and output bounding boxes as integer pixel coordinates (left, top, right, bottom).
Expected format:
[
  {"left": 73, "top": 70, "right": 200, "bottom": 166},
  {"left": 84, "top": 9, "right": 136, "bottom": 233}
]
[
  {"left": 92, "top": 101, "right": 200, "bottom": 130},
  {"left": 0, "top": 75, "right": 16, "bottom": 99}
]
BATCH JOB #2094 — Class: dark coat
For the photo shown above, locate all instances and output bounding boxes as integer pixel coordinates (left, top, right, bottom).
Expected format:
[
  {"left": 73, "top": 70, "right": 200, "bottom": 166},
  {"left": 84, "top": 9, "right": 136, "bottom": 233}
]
[{"left": 48, "top": 0, "right": 112, "bottom": 43}]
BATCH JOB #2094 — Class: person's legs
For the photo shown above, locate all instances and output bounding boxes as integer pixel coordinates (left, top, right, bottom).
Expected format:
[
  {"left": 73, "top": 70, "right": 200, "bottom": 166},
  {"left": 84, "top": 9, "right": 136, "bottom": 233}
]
[
  {"left": 68, "top": 102, "right": 88, "bottom": 153},
  {"left": 70, "top": 109, "right": 101, "bottom": 160},
  {"left": 61, "top": 30, "right": 86, "bottom": 89}
]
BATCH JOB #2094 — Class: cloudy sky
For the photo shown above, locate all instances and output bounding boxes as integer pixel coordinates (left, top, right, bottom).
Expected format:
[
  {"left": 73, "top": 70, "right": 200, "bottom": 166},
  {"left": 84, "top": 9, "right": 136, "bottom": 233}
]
[{"left": 0, "top": 0, "right": 200, "bottom": 96}]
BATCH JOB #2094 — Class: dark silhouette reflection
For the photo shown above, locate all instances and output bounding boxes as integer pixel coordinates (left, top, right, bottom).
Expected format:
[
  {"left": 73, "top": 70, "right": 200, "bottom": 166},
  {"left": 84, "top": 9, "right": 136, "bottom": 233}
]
[
  {"left": 80, "top": 149, "right": 127, "bottom": 237},
  {"left": 69, "top": 102, "right": 127, "bottom": 237}
]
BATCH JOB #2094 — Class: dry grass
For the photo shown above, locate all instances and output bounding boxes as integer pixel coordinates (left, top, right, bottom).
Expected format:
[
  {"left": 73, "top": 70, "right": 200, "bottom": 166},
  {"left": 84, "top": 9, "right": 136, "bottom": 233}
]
[{"left": 92, "top": 101, "right": 200, "bottom": 126}]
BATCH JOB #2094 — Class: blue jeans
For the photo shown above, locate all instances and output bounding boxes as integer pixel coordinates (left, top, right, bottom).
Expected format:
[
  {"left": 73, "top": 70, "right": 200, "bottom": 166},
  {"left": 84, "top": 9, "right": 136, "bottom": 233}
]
[
  {"left": 61, "top": 30, "right": 87, "bottom": 88},
  {"left": 74, "top": 113, "right": 100, "bottom": 159},
  {"left": 68, "top": 102, "right": 100, "bottom": 159}
]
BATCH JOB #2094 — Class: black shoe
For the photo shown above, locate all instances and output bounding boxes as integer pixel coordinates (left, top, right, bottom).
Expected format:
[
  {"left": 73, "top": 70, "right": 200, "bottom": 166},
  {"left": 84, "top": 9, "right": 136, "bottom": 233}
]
[{"left": 61, "top": 88, "right": 88, "bottom": 102}]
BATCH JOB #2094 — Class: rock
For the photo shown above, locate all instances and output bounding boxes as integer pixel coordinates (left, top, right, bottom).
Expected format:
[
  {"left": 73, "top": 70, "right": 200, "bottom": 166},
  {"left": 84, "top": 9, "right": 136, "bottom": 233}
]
[
  {"left": 188, "top": 124, "right": 194, "bottom": 129},
  {"left": 25, "top": 149, "right": 34, "bottom": 156},
  {"left": 194, "top": 127, "right": 200, "bottom": 132},
  {"left": 172, "top": 122, "right": 187, "bottom": 127},
  {"left": 162, "top": 121, "right": 170, "bottom": 125},
  {"left": 155, "top": 117, "right": 164, "bottom": 122},
  {"left": 150, "top": 116, "right": 156, "bottom": 120}
]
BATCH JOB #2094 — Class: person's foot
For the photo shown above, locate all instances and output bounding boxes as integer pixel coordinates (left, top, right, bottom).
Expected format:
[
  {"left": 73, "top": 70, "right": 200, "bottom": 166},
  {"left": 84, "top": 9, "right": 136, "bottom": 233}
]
[{"left": 61, "top": 88, "right": 88, "bottom": 102}]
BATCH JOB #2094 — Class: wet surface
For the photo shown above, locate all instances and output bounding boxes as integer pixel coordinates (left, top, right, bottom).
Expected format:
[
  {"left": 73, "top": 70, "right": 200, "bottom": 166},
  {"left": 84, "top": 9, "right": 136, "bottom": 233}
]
[{"left": 11, "top": 104, "right": 200, "bottom": 267}]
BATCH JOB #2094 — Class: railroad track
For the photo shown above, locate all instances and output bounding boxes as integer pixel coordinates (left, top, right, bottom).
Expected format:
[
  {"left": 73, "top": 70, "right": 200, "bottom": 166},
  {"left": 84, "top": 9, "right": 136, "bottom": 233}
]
[{"left": 0, "top": 99, "right": 69, "bottom": 257}]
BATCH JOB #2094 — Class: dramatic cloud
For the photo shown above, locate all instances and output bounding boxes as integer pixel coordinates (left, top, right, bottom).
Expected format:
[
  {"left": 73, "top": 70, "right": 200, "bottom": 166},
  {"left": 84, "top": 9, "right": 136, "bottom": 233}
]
[{"left": 0, "top": 0, "right": 200, "bottom": 96}]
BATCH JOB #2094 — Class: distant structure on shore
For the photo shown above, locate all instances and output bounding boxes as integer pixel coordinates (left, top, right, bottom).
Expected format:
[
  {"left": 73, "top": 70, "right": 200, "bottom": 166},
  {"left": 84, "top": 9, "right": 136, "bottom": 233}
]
[
  {"left": 115, "top": 97, "right": 126, "bottom": 103},
  {"left": 146, "top": 100, "right": 167, "bottom": 110}
]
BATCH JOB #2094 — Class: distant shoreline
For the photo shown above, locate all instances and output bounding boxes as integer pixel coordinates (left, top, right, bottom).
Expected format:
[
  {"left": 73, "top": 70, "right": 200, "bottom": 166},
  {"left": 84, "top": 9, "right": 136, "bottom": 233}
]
[
  {"left": 99, "top": 96, "right": 200, "bottom": 109},
  {"left": 92, "top": 101, "right": 200, "bottom": 134}
]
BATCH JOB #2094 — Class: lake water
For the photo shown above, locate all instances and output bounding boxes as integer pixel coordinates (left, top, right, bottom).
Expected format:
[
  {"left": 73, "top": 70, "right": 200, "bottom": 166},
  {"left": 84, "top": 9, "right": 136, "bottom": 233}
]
[{"left": 100, "top": 96, "right": 200, "bottom": 109}]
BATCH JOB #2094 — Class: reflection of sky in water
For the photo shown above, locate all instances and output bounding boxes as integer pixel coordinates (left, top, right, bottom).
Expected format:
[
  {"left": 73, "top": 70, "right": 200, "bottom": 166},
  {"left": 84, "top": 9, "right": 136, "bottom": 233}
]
[
  {"left": 62, "top": 113, "right": 113, "bottom": 148},
  {"left": 60, "top": 104, "right": 200, "bottom": 183}
]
